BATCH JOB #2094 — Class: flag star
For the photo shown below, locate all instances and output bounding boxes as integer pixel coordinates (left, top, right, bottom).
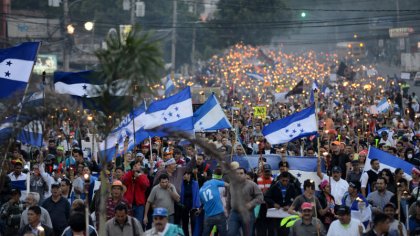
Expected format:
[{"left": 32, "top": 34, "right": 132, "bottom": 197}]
[
  {"left": 168, "top": 112, "right": 173, "bottom": 117},
  {"left": 176, "top": 114, "right": 180, "bottom": 118},
  {"left": 175, "top": 107, "right": 179, "bottom": 111},
  {"left": 300, "top": 129, "right": 304, "bottom": 133},
  {"left": 289, "top": 134, "right": 293, "bottom": 138},
  {"left": 199, "top": 121, "right": 203, "bottom": 125},
  {"left": 285, "top": 129, "right": 289, "bottom": 133},
  {"left": 292, "top": 129, "right": 296, "bottom": 133},
  {"left": 297, "top": 123, "right": 301, "bottom": 127},
  {"left": 6, "top": 61, "right": 12, "bottom": 66},
  {"left": 163, "top": 117, "right": 168, "bottom": 121},
  {"left": 297, "top": 173, "right": 302, "bottom": 178},
  {"left": 82, "top": 84, "right": 87, "bottom": 90},
  {"left": 4, "top": 71, "right": 10, "bottom": 77},
  {"left": 161, "top": 112, "right": 165, "bottom": 117}
]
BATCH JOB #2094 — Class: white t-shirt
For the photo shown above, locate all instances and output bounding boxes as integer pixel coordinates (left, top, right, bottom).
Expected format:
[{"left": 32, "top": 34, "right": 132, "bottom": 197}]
[
  {"left": 322, "top": 175, "right": 349, "bottom": 205},
  {"left": 327, "top": 218, "right": 365, "bottom": 236}
]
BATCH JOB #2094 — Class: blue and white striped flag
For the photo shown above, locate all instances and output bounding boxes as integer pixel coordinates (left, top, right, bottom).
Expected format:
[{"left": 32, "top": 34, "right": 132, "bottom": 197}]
[
  {"left": 144, "top": 87, "right": 193, "bottom": 136},
  {"left": 165, "top": 75, "right": 175, "bottom": 97},
  {"left": 18, "top": 120, "right": 43, "bottom": 147},
  {"left": 376, "top": 98, "right": 390, "bottom": 113},
  {"left": 245, "top": 72, "right": 265, "bottom": 82},
  {"left": 309, "top": 80, "right": 319, "bottom": 104},
  {"left": 365, "top": 146, "right": 414, "bottom": 181},
  {"left": 262, "top": 105, "right": 318, "bottom": 145},
  {"left": 100, "top": 104, "right": 149, "bottom": 161},
  {"left": 0, "top": 42, "right": 40, "bottom": 99},
  {"left": 193, "top": 94, "right": 232, "bottom": 131}
]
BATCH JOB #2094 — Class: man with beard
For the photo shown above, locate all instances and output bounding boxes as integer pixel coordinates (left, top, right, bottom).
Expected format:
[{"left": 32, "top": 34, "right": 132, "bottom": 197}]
[
  {"left": 105, "top": 203, "right": 143, "bottom": 236},
  {"left": 330, "top": 141, "right": 350, "bottom": 179},
  {"left": 289, "top": 202, "right": 326, "bottom": 236},
  {"left": 367, "top": 177, "right": 394, "bottom": 214},
  {"left": 277, "top": 161, "right": 302, "bottom": 195},
  {"left": 144, "top": 208, "right": 184, "bottom": 236}
]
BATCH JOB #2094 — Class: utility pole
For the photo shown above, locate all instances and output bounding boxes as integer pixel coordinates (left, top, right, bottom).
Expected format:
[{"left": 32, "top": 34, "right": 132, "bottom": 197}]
[
  {"left": 191, "top": 0, "right": 197, "bottom": 66},
  {"left": 63, "top": 0, "right": 70, "bottom": 71},
  {"left": 130, "top": 0, "right": 136, "bottom": 26},
  {"left": 171, "top": 0, "right": 177, "bottom": 79}
]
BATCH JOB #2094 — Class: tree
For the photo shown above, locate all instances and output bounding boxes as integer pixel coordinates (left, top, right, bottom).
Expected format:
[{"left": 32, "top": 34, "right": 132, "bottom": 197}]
[{"left": 207, "top": 0, "right": 294, "bottom": 48}]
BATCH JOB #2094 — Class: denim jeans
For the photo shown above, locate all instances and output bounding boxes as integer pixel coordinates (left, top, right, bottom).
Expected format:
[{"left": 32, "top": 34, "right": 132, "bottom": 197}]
[
  {"left": 133, "top": 204, "right": 145, "bottom": 230},
  {"left": 228, "top": 210, "right": 255, "bottom": 236},
  {"left": 202, "top": 213, "right": 227, "bottom": 236}
]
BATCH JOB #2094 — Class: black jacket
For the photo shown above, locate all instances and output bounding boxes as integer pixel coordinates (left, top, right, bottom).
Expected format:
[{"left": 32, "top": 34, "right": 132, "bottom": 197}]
[
  {"left": 264, "top": 182, "right": 298, "bottom": 207},
  {"left": 18, "top": 223, "right": 54, "bottom": 236}
]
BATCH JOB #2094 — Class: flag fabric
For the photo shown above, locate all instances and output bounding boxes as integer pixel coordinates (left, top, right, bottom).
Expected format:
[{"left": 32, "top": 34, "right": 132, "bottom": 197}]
[
  {"left": 309, "top": 80, "right": 319, "bottom": 104},
  {"left": 165, "top": 75, "right": 175, "bottom": 97},
  {"left": 193, "top": 93, "right": 232, "bottom": 131},
  {"left": 262, "top": 105, "right": 318, "bottom": 145},
  {"left": 323, "top": 86, "right": 331, "bottom": 97},
  {"left": 0, "top": 117, "right": 14, "bottom": 143},
  {"left": 54, "top": 70, "right": 131, "bottom": 111},
  {"left": 376, "top": 98, "right": 390, "bottom": 113},
  {"left": 0, "top": 42, "right": 40, "bottom": 99},
  {"left": 246, "top": 155, "right": 325, "bottom": 190},
  {"left": 274, "top": 92, "right": 289, "bottom": 103},
  {"left": 100, "top": 105, "right": 149, "bottom": 161},
  {"left": 245, "top": 72, "right": 265, "bottom": 82},
  {"left": 144, "top": 87, "right": 193, "bottom": 136},
  {"left": 286, "top": 80, "right": 303, "bottom": 98},
  {"left": 337, "top": 62, "right": 355, "bottom": 80},
  {"left": 365, "top": 146, "right": 414, "bottom": 181},
  {"left": 18, "top": 120, "right": 43, "bottom": 147}
]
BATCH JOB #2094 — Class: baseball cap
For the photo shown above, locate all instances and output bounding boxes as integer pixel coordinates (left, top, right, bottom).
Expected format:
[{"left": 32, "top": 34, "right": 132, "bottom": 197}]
[
  {"left": 384, "top": 202, "right": 396, "bottom": 210},
  {"left": 111, "top": 180, "right": 126, "bottom": 192},
  {"left": 336, "top": 205, "right": 350, "bottom": 215},
  {"left": 263, "top": 164, "right": 271, "bottom": 172},
  {"left": 301, "top": 202, "right": 313, "bottom": 210},
  {"left": 331, "top": 141, "right": 341, "bottom": 146},
  {"left": 332, "top": 166, "right": 342, "bottom": 173},
  {"left": 165, "top": 158, "right": 176, "bottom": 166},
  {"left": 153, "top": 208, "right": 168, "bottom": 217}
]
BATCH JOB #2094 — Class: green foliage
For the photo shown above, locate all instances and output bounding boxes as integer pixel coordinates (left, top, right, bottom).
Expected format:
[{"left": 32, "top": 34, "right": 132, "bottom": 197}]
[{"left": 92, "top": 26, "right": 164, "bottom": 117}]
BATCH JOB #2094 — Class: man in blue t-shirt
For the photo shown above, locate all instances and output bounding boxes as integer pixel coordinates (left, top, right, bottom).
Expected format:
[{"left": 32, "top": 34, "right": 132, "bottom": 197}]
[{"left": 199, "top": 169, "right": 229, "bottom": 236}]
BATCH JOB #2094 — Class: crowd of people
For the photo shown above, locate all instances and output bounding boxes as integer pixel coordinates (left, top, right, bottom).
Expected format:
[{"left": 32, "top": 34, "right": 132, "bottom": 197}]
[{"left": 1, "top": 45, "right": 420, "bottom": 236}]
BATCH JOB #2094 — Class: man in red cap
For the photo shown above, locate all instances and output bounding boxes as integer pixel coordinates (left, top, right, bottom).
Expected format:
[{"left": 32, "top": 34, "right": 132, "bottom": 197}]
[{"left": 289, "top": 202, "right": 326, "bottom": 236}]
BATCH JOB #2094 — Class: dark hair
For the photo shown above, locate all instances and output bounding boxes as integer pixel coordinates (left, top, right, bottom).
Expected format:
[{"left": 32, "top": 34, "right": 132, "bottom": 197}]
[
  {"left": 69, "top": 212, "right": 86, "bottom": 232},
  {"left": 115, "top": 203, "right": 128, "bottom": 213},
  {"left": 397, "top": 178, "right": 408, "bottom": 186},
  {"left": 380, "top": 168, "right": 394, "bottom": 184},
  {"left": 373, "top": 212, "right": 389, "bottom": 226},
  {"left": 370, "top": 158, "right": 379, "bottom": 165},
  {"left": 394, "top": 168, "right": 403, "bottom": 175},
  {"left": 237, "top": 167, "right": 247, "bottom": 173},
  {"left": 73, "top": 149, "right": 83, "bottom": 157},
  {"left": 115, "top": 166, "right": 124, "bottom": 172},
  {"left": 159, "top": 173, "right": 169, "bottom": 182},
  {"left": 28, "top": 205, "right": 41, "bottom": 215},
  {"left": 303, "top": 179, "right": 315, "bottom": 190},
  {"left": 377, "top": 176, "right": 388, "bottom": 185},
  {"left": 61, "top": 178, "right": 71, "bottom": 186}
]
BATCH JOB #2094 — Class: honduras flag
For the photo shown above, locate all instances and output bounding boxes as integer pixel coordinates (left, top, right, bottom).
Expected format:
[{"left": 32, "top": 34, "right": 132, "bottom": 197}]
[
  {"left": 245, "top": 72, "right": 265, "bottom": 82},
  {"left": 100, "top": 105, "right": 149, "bottom": 161},
  {"left": 144, "top": 87, "right": 193, "bottom": 136},
  {"left": 376, "top": 98, "right": 390, "bottom": 113},
  {"left": 246, "top": 154, "right": 325, "bottom": 190},
  {"left": 0, "top": 42, "right": 40, "bottom": 99},
  {"left": 54, "top": 70, "right": 131, "bottom": 112},
  {"left": 309, "top": 80, "right": 319, "bottom": 104},
  {"left": 165, "top": 74, "right": 175, "bottom": 97},
  {"left": 365, "top": 146, "right": 414, "bottom": 181},
  {"left": 18, "top": 120, "right": 43, "bottom": 147},
  {"left": 262, "top": 105, "right": 318, "bottom": 145},
  {"left": 193, "top": 94, "right": 232, "bottom": 131},
  {"left": 0, "top": 117, "right": 14, "bottom": 143}
]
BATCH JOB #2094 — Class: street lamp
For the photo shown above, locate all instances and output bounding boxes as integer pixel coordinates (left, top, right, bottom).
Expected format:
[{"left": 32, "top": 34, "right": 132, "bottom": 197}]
[{"left": 84, "top": 21, "right": 94, "bottom": 31}]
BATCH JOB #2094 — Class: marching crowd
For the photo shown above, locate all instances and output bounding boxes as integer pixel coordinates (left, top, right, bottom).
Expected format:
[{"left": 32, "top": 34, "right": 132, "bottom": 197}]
[{"left": 1, "top": 45, "right": 420, "bottom": 236}]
